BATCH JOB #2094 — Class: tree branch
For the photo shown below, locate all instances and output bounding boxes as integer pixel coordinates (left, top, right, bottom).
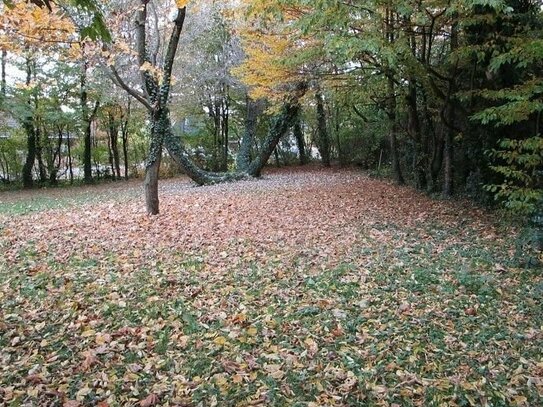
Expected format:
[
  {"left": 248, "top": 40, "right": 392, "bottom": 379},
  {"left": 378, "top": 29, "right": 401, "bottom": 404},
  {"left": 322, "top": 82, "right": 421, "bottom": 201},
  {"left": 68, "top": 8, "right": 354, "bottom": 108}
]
[
  {"left": 160, "top": 7, "right": 186, "bottom": 106},
  {"left": 109, "top": 66, "right": 153, "bottom": 111}
]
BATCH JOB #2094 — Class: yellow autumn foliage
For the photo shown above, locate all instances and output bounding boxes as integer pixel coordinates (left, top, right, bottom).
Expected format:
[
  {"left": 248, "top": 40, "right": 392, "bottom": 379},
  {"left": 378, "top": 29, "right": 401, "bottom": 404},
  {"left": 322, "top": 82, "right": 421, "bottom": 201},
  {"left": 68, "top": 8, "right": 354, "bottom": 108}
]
[
  {"left": 232, "top": 0, "right": 313, "bottom": 103},
  {"left": 0, "top": 0, "right": 77, "bottom": 55},
  {"left": 175, "top": 0, "right": 190, "bottom": 9}
]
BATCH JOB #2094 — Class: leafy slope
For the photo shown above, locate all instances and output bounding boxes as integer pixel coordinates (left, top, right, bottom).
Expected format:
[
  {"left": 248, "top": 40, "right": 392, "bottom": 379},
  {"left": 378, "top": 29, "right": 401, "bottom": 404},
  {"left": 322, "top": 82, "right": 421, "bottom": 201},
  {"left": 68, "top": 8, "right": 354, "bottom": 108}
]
[{"left": 0, "top": 168, "right": 541, "bottom": 406}]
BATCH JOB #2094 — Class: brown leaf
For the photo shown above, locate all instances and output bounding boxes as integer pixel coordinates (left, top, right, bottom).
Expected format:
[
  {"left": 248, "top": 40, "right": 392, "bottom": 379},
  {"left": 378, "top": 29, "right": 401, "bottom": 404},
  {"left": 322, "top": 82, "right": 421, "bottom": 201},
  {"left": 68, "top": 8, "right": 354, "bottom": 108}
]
[
  {"left": 25, "top": 374, "right": 46, "bottom": 385},
  {"left": 80, "top": 351, "right": 98, "bottom": 371},
  {"left": 465, "top": 307, "right": 477, "bottom": 316},
  {"left": 398, "top": 302, "right": 411, "bottom": 313},
  {"left": 139, "top": 393, "right": 159, "bottom": 407}
]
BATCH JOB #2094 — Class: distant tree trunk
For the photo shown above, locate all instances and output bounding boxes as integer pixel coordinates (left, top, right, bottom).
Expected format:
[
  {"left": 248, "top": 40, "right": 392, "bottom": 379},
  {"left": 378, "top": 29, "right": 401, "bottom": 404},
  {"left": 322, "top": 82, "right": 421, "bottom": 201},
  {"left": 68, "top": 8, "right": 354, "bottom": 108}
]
[
  {"left": 107, "top": 113, "right": 121, "bottom": 179},
  {"left": 113, "top": 133, "right": 121, "bottom": 179},
  {"left": 121, "top": 100, "right": 130, "bottom": 180},
  {"left": 35, "top": 127, "right": 47, "bottom": 183},
  {"left": 22, "top": 125, "right": 37, "bottom": 188},
  {"left": 22, "top": 59, "right": 36, "bottom": 188},
  {"left": 220, "top": 85, "right": 229, "bottom": 172},
  {"left": 81, "top": 59, "right": 92, "bottom": 184},
  {"left": 107, "top": 130, "right": 115, "bottom": 179},
  {"left": 335, "top": 102, "right": 343, "bottom": 165},
  {"left": 316, "top": 91, "right": 330, "bottom": 167},
  {"left": 1, "top": 50, "right": 6, "bottom": 97},
  {"left": 293, "top": 110, "right": 308, "bottom": 165},
  {"left": 66, "top": 131, "right": 74, "bottom": 184},
  {"left": 45, "top": 126, "right": 63, "bottom": 186}
]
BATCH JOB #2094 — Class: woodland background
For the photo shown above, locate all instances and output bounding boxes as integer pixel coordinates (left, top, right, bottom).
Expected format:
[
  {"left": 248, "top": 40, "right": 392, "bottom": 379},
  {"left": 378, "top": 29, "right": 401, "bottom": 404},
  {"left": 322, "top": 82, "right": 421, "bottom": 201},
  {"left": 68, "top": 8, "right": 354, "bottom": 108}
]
[{"left": 0, "top": 0, "right": 541, "bottom": 219}]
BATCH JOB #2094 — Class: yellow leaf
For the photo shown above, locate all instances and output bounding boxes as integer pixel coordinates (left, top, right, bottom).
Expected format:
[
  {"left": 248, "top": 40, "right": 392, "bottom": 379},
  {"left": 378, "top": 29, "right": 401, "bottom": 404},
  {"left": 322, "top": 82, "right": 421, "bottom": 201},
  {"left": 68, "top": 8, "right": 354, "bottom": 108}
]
[
  {"left": 176, "top": 0, "right": 189, "bottom": 8},
  {"left": 213, "top": 336, "right": 227, "bottom": 346},
  {"left": 81, "top": 329, "right": 95, "bottom": 338}
]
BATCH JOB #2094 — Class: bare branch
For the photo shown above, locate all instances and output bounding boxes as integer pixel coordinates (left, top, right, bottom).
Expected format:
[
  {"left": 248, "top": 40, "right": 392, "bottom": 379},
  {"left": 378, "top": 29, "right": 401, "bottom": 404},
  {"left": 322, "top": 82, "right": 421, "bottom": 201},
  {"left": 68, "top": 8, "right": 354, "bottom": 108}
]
[{"left": 109, "top": 66, "right": 153, "bottom": 111}]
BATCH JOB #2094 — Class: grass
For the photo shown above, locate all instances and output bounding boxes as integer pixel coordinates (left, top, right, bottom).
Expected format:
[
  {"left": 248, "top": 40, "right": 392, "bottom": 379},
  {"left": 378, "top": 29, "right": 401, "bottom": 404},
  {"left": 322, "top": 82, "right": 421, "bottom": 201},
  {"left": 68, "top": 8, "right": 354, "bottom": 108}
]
[{"left": 0, "top": 168, "right": 541, "bottom": 406}]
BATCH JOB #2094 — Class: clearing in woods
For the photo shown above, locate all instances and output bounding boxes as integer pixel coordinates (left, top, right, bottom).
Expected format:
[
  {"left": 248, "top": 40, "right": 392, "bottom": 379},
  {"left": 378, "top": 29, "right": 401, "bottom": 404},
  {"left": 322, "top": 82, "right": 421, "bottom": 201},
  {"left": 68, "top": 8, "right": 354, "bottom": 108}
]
[{"left": 0, "top": 167, "right": 541, "bottom": 406}]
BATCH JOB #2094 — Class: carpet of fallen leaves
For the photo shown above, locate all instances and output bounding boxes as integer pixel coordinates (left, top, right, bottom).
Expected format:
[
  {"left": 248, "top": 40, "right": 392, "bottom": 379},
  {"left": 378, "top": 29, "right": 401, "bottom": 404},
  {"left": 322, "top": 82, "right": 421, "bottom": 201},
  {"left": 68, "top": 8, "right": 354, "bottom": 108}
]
[{"left": 0, "top": 167, "right": 542, "bottom": 407}]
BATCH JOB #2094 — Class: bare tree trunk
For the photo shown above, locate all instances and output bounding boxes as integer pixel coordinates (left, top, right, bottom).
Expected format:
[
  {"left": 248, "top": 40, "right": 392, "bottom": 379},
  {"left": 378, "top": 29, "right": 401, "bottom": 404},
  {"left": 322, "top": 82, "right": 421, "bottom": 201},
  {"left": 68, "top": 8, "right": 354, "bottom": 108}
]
[
  {"left": 293, "top": 109, "right": 308, "bottom": 165},
  {"left": 222, "top": 86, "right": 229, "bottom": 171},
  {"left": 22, "top": 58, "right": 35, "bottom": 188},
  {"left": 335, "top": 102, "right": 342, "bottom": 165},
  {"left": 107, "top": 128, "right": 115, "bottom": 180},
  {"left": 67, "top": 131, "right": 74, "bottom": 184},
  {"left": 81, "top": 58, "right": 92, "bottom": 184},
  {"left": 1, "top": 50, "right": 6, "bottom": 97},
  {"left": 122, "top": 100, "right": 131, "bottom": 180},
  {"left": 112, "top": 130, "right": 121, "bottom": 179}
]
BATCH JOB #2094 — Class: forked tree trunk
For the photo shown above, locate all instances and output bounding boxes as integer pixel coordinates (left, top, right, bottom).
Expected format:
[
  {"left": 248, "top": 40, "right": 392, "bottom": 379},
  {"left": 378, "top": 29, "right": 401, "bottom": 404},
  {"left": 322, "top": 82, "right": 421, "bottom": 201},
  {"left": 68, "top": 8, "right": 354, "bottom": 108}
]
[{"left": 112, "top": 2, "right": 306, "bottom": 213}]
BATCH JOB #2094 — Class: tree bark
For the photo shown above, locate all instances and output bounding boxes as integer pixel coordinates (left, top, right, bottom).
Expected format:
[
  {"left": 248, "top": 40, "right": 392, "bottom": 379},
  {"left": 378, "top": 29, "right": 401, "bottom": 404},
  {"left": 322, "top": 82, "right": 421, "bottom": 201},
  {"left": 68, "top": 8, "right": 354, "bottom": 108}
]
[
  {"left": 67, "top": 130, "right": 74, "bottom": 184},
  {"left": 81, "top": 58, "right": 92, "bottom": 184},
  {"left": 293, "top": 109, "right": 308, "bottom": 165},
  {"left": 22, "top": 124, "right": 37, "bottom": 188},
  {"left": 145, "top": 153, "right": 161, "bottom": 215},
  {"left": 221, "top": 86, "right": 229, "bottom": 171},
  {"left": 237, "top": 95, "right": 258, "bottom": 172},
  {"left": 121, "top": 99, "right": 131, "bottom": 180},
  {"left": 22, "top": 58, "right": 35, "bottom": 188},
  {"left": 1, "top": 50, "right": 6, "bottom": 98}
]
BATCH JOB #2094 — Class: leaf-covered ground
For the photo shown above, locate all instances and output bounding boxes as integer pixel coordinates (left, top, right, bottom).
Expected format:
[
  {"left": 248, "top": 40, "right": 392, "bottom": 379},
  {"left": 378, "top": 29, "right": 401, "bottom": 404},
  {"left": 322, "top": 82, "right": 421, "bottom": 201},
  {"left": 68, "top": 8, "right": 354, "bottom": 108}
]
[{"left": 0, "top": 167, "right": 542, "bottom": 406}]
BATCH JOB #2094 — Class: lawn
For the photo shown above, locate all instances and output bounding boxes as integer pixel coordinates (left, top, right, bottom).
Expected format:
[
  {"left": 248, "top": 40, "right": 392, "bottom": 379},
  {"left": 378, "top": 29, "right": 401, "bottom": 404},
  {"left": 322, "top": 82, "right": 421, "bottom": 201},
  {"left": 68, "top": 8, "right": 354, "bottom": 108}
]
[{"left": 0, "top": 167, "right": 541, "bottom": 406}]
